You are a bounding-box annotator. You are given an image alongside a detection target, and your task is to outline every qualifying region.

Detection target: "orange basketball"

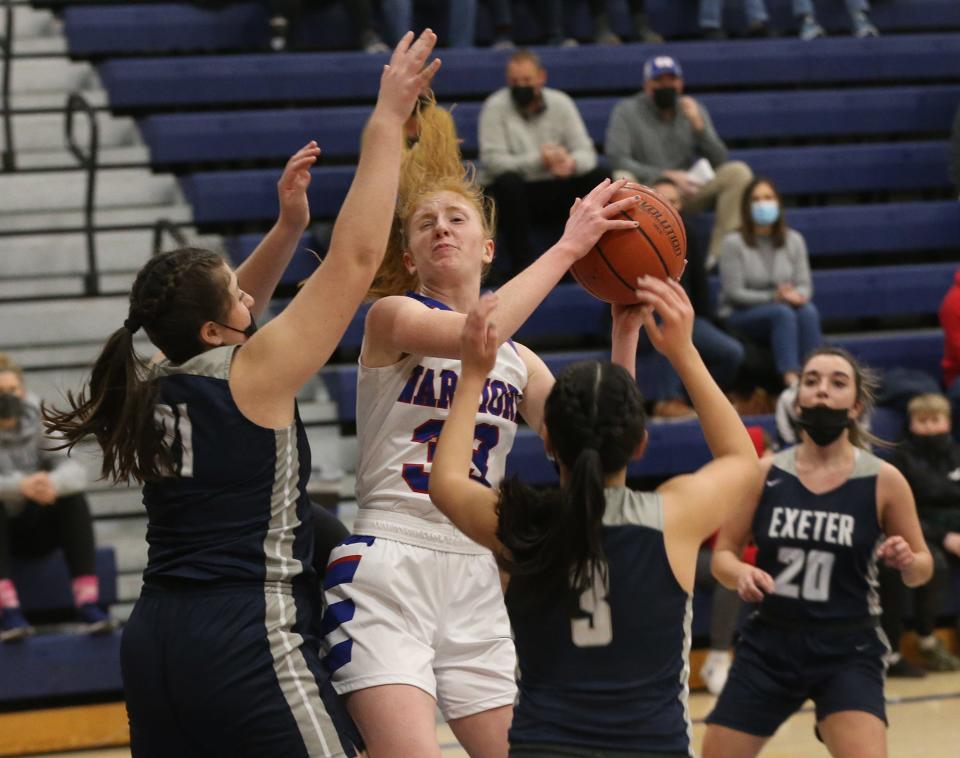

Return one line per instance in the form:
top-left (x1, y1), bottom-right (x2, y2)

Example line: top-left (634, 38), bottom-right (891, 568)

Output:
top-left (570, 182), bottom-right (687, 305)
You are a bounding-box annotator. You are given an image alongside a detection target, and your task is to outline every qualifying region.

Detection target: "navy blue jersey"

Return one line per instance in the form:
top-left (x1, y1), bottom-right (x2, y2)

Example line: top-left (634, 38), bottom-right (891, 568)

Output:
top-left (753, 447), bottom-right (884, 626)
top-left (506, 487), bottom-right (692, 755)
top-left (141, 346), bottom-right (315, 586)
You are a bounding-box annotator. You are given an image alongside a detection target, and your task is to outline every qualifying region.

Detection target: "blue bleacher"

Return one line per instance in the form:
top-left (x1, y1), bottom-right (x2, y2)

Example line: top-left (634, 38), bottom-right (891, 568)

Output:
top-left (182, 144), bottom-right (955, 224)
top-left (140, 85), bottom-right (960, 165)
top-left (63, 0), bottom-right (960, 56)
top-left (0, 547), bottom-right (122, 704)
top-left (99, 35), bottom-right (960, 109)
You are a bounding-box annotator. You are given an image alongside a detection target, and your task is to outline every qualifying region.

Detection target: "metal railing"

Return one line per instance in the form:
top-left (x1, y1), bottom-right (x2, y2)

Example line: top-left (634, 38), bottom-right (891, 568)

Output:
top-left (65, 91), bottom-right (100, 296)
top-left (152, 218), bottom-right (188, 256)
top-left (1, 0), bottom-right (15, 172)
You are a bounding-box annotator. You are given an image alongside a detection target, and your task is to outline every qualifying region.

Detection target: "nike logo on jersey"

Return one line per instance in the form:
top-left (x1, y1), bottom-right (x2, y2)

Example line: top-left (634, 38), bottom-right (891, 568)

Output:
top-left (766, 479), bottom-right (783, 488)
top-left (948, 468), bottom-right (960, 482)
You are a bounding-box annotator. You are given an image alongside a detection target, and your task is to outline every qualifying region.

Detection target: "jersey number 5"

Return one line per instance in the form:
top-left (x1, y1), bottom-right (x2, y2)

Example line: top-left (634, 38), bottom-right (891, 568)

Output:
top-left (402, 419), bottom-right (500, 494)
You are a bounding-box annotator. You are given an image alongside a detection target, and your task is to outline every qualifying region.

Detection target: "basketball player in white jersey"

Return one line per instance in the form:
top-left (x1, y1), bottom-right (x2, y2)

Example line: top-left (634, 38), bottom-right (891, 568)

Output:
top-left (321, 104), bottom-right (643, 757)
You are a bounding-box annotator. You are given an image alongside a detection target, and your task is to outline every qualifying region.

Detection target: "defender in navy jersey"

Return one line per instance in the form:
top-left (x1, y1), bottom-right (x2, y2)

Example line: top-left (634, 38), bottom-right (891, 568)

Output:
top-left (704, 347), bottom-right (933, 758)
top-left (429, 281), bottom-right (761, 757)
top-left (44, 32), bottom-right (441, 758)
top-left (322, 95), bottom-right (645, 757)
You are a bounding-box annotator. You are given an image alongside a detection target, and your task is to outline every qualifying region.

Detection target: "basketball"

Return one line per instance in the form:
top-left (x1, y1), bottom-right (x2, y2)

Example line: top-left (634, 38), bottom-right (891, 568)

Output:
top-left (570, 183), bottom-right (687, 305)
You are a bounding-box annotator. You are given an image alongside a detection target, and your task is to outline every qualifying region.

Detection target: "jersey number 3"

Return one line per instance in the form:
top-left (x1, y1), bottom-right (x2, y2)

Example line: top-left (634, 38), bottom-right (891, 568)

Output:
top-left (402, 419), bottom-right (500, 493)
top-left (571, 568), bottom-right (613, 647)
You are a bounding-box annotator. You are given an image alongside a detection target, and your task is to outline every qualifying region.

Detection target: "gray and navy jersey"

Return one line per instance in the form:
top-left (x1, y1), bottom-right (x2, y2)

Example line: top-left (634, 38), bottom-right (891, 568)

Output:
top-left (506, 487), bottom-right (693, 756)
top-left (141, 345), bottom-right (315, 586)
top-left (753, 447), bottom-right (884, 626)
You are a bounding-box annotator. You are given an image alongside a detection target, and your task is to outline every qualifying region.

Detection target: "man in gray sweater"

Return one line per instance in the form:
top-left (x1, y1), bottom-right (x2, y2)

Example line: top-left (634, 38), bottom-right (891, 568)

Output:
top-left (479, 49), bottom-right (608, 273)
top-left (0, 355), bottom-right (112, 640)
top-left (604, 55), bottom-right (752, 266)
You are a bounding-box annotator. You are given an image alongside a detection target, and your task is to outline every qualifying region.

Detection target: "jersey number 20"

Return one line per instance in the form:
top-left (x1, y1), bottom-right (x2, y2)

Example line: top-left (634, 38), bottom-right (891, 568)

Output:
top-left (402, 419), bottom-right (500, 493)
top-left (773, 546), bottom-right (835, 602)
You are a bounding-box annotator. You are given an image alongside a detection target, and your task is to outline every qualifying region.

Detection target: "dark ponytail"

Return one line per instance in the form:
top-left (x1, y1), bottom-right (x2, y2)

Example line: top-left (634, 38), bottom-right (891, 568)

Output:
top-left (44, 247), bottom-right (232, 483)
top-left (497, 361), bottom-right (645, 598)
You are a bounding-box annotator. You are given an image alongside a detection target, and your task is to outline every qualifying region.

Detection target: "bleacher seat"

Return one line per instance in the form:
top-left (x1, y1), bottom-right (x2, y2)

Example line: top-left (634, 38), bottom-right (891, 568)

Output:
top-left (99, 35), bottom-right (960, 109)
top-left (63, 0), bottom-right (960, 56)
top-left (12, 546), bottom-right (118, 614)
top-left (139, 85), bottom-right (960, 166)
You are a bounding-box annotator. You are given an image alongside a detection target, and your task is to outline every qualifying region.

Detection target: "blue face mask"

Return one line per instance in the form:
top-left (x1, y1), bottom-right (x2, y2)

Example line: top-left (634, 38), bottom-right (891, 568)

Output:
top-left (751, 200), bottom-right (780, 226)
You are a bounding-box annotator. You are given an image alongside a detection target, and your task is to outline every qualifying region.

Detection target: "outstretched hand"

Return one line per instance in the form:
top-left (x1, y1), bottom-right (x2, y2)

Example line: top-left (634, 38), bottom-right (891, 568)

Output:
top-left (876, 535), bottom-right (916, 572)
top-left (277, 141), bottom-right (321, 232)
top-left (460, 293), bottom-right (499, 381)
top-left (376, 29), bottom-right (442, 123)
top-left (632, 276), bottom-right (695, 364)
top-left (558, 179), bottom-right (643, 262)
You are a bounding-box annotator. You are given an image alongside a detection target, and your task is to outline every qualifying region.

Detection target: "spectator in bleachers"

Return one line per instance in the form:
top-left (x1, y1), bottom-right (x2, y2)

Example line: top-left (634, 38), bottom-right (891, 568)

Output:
top-left (589, 0), bottom-right (663, 44)
top-left (644, 177), bottom-right (744, 419)
top-left (486, 0), bottom-right (574, 48)
top-left (717, 176), bottom-right (821, 389)
top-left (940, 269), bottom-right (960, 440)
top-left (0, 355), bottom-right (113, 642)
top-left (950, 104), bottom-right (960, 198)
top-left (698, 0), bottom-right (777, 40)
top-left (794, 0), bottom-right (878, 40)
top-left (267, 0), bottom-right (389, 51)
top-left (479, 49), bottom-right (607, 273)
top-left (605, 54), bottom-right (753, 267)
top-left (885, 393), bottom-right (960, 672)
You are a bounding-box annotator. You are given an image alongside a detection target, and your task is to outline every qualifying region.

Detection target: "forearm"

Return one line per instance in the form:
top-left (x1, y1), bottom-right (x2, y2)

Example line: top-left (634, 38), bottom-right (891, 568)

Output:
top-left (236, 218), bottom-right (307, 319)
top-left (610, 323), bottom-right (639, 379)
top-left (325, 113), bottom-right (404, 272)
top-left (712, 548), bottom-right (749, 591)
top-left (431, 372), bottom-right (485, 506)
top-left (47, 459), bottom-right (87, 496)
top-left (492, 242), bottom-right (581, 338)
top-left (671, 346), bottom-right (755, 460)
top-left (902, 550), bottom-right (934, 588)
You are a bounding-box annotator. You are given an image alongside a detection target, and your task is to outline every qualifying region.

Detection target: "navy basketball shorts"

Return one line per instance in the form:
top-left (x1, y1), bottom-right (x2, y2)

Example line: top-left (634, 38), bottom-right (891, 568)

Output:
top-left (121, 580), bottom-right (359, 758)
top-left (706, 616), bottom-right (889, 737)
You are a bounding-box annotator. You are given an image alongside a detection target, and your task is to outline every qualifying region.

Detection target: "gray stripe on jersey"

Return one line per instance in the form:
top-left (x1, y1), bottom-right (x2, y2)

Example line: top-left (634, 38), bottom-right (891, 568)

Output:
top-left (602, 487), bottom-right (663, 531)
top-left (680, 594), bottom-right (694, 757)
top-left (866, 534), bottom-right (884, 617)
top-left (263, 426), bottom-right (344, 757)
top-left (148, 344), bottom-right (237, 381)
top-left (773, 446), bottom-right (882, 480)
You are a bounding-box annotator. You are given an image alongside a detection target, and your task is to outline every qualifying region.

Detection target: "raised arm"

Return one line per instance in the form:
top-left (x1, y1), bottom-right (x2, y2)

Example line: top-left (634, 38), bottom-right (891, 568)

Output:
top-left (429, 294), bottom-right (504, 553)
top-left (235, 142), bottom-right (322, 320)
top-left (364, 179), bottom-right (643, 361)
top-left (233, 30), bottom-right (441, 418)
top-left (636, 277), bottom-right (762, 588)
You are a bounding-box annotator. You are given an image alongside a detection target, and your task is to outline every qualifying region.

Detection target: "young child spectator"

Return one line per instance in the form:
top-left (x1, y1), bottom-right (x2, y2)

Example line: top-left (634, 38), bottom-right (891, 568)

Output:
top-left (717, 176), bottom-right (821, 388)
top-left (0, 355), bottom-right (113, 641)
top-left (479, 49), bottom-right (608, 273)
top-left (604, 55), bottom-right (753, 266)
top-left (886, 393), bottom-right (960, 671)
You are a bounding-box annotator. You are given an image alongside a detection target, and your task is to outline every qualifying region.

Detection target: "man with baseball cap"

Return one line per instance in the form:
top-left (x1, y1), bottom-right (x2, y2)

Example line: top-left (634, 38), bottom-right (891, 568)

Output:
top-left (604, 54), bottom-right (753, 267)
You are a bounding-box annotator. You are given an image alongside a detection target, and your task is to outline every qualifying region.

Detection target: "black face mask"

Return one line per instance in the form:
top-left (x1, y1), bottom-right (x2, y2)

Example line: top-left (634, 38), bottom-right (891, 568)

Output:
top-left (215, 314), bottom-right (258, 339)
top-left (909, 432), bottom-right (953, 455)
top-left (510, 85), bottom-right (536, 109)
top-left (0, 392), bottom-right (22, 422)
top-left (652, 86), bottom-right (678, 111)
top-left (797, 405), bottom-right (851, 447)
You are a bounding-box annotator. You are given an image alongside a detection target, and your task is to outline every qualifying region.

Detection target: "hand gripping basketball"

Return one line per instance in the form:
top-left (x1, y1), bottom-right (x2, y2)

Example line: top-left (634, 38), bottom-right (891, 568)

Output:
top-left (571, 182), bottom-right (687, 305)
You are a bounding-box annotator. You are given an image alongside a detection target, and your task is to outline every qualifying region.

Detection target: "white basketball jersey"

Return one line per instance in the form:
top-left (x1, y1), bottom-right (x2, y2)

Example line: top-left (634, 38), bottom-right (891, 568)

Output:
top-left (354, 293), bottom-right (528, 553)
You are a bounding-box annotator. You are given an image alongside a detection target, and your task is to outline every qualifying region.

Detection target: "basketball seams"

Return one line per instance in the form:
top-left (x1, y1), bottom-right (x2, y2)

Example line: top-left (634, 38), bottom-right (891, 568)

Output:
top-left (617, 209), bottom-right (671, 279)
top-left (591, 241), bottom-right (641, 295)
